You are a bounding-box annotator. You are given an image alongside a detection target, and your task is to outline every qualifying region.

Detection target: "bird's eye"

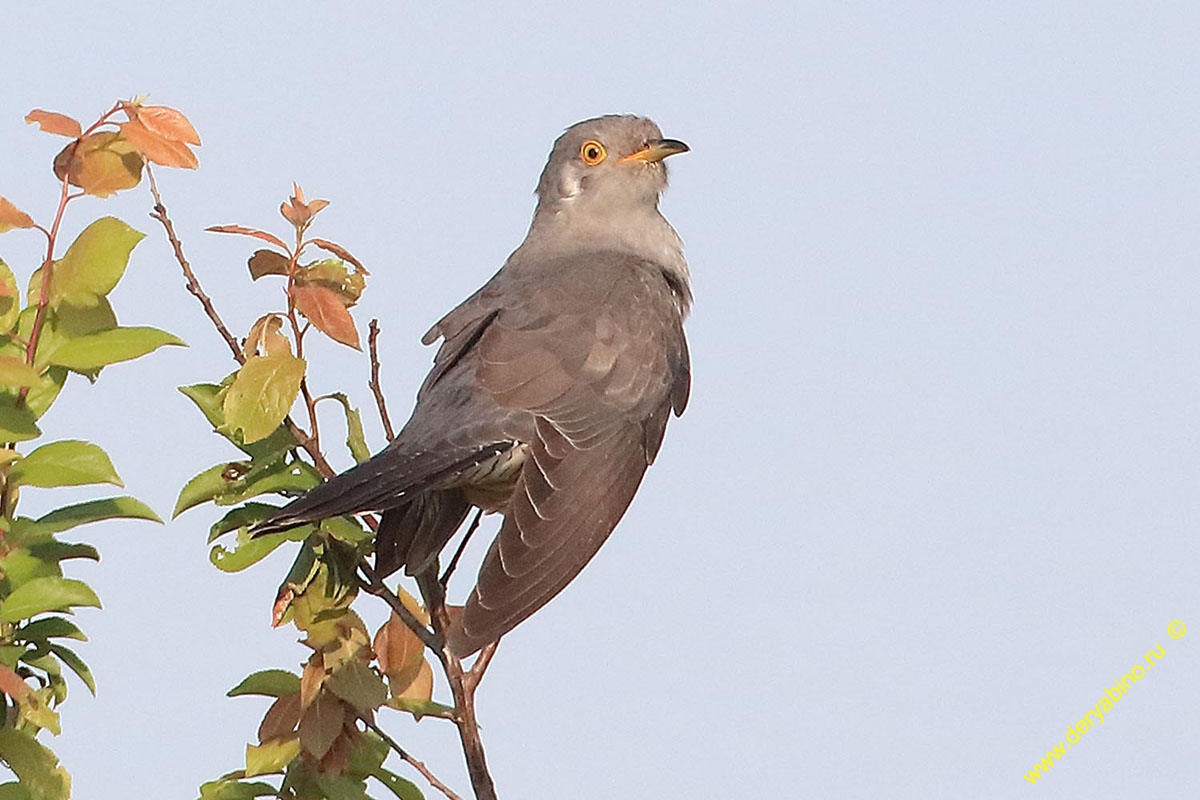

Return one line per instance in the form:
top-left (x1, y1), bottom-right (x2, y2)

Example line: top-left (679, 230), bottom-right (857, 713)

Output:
top-left (580, 140), bottom-right (607, 166)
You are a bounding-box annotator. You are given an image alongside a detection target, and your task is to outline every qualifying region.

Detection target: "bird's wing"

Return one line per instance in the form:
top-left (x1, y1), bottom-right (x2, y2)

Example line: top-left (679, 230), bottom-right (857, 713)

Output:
top-left (449, 251), bottom-right (690, 655)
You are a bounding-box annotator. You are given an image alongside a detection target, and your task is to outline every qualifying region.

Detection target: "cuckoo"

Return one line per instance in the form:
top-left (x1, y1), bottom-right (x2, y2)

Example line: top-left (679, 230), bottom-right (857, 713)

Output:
top-left (253, 115), bottom-right (692, 655)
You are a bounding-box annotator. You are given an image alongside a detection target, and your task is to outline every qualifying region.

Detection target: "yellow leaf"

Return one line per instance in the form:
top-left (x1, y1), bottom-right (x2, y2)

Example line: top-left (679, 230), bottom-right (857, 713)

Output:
top-left (222, 353), bottom-right (305, 444)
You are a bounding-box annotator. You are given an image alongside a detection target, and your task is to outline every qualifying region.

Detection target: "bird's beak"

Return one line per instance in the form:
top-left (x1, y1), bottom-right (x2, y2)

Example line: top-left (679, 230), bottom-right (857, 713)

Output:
top-left (619, 138), bottom-right (690, 164)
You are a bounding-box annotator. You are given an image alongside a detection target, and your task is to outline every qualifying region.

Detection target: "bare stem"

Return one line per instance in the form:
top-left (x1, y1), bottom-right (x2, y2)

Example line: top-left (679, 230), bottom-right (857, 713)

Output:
top-left (368, 319), bottom-right (396, 441)
top-left (362, 717), bottom-right (467, 800)
top-left (441, 508), bottom-right (483, 586)
top-left (358, 559), bottom-right (439, 651)
top-left (416, 571), bottom-right (497, 800)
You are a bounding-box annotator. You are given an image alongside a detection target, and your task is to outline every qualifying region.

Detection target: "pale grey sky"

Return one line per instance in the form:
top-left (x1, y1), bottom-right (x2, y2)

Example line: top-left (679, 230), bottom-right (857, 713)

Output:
top-left (2, 2), bottom-right (1198, 798)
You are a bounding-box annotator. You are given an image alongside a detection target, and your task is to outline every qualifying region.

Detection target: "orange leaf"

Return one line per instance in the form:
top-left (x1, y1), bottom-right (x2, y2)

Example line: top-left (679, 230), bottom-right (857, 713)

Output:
top-left (373, 609), bottom-right (426, 692)
top-left (308, 238), bottom-right (369, 274)
top-left (53, 132), bottom-right (143, 197)
top-left (0, 196), bottom-right (35, 233)
top-left (292, 285), bottom-right (360, 349)
top-left (120, 119), bottom-right (198, 169)
top-left (394, 659), bottom-right (433, 702)
top-left (0, 663), bottom-right (32, 703)
top-left (206, 225), bottom-right (290, 252)
top-left (25, 109), bottom-right (82, 138)
top-left (133, 105), bottom-right (201, 145)
top-left (299, 655), bottom-right (325, 710)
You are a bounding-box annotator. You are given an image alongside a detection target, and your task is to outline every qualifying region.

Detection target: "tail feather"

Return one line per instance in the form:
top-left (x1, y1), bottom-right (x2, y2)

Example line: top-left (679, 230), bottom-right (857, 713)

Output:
top-left (250, 442), bottom-right (511, 537)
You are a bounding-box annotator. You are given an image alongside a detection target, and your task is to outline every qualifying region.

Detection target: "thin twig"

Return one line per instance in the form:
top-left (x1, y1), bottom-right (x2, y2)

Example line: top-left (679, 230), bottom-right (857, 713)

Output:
top-left (361, 717), bottom-right (466, 800)
top-left (147, 170), bottom-right (337, 479)
top-left (358, 559), bottom-right (439, 651)
top-left (147, 167), bottom-right (243, 363)
top-left (368, 319), bottom-right (396, 441)
top-left (441, 508), bottom-right (483, 586)
top-left (416, 570), bottom-right (497, 800)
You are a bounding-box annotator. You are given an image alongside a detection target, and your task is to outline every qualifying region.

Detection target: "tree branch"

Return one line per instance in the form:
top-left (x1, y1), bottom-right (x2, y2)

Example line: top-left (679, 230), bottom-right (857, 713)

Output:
top-left (361, 717), bottom-right (466, 800)
top-left (147, 169), bottom-right (336, 479)
top-left (357, 559), bottom-right (439, 651)
top-left (416, 570), bottom-right (497, 800)
top-left (368, 319), bottom-right (396, 441)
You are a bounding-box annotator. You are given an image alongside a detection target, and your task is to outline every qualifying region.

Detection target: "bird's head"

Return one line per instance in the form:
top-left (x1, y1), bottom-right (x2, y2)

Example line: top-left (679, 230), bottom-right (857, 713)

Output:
top-left (535, 115), bottom-right (689, 213)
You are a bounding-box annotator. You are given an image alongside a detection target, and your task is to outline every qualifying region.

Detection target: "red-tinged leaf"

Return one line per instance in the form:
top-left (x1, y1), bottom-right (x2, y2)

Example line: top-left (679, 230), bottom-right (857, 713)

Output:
top-left (280, 201), bottom-right (306, 227)
top-left (299, 692), bottom-right (345, 760)
top-left (308, 238), bottom-right (368, 274)
top-left (132, 105), bottom-right (201, 145)
top-left (291, 285), bottom-right (360, 350)
top-left (207, 225), bottom-right (290, 253)
top-left (25, 110), bottom-right (82, 138)
top-left (119, 119), bottom-right (198, 169)
top-left (259, 694), bottom-right (303, 742)
top-left (53, 132), bottom-right (144, 197)
top-left (0, 197), bottom-right (35, 233)
top-left (248, 249), bottom-right (290, 280)
top-left (299, 656), bottom-right (324, 709)
top-left (307, 199), bottom-right (329, 215)
top-left (0, 662), bottom-right (32, 703)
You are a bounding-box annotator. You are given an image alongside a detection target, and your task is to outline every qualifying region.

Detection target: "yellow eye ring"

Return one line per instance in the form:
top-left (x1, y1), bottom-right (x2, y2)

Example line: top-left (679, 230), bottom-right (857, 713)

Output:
top-left (580, 140), bottom-right (607, 166)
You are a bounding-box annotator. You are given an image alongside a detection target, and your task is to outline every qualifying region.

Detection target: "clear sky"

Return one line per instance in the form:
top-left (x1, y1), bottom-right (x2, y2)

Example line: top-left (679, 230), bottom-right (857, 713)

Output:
top-left (2, 2), bottom-right (1199, 798)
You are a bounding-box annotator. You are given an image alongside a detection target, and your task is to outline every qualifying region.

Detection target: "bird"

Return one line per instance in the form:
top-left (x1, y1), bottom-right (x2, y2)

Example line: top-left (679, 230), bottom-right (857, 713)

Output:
top-left (252, 115), bottom-right (692, 656)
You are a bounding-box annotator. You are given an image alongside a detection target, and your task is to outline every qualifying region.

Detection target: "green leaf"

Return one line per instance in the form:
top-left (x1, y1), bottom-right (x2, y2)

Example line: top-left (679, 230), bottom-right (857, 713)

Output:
top-left (0, 781), bottom-right (34, 800)
top-left (244, 737), bottom-right (300, 778)
top-left (0, 397), bottom-right (41, 441)
top-left (27, 541), bottom-right (100, 563)
top-left (17, 688), bottom-right (60, 735)
top-left (51, 216), bottom-right (145, 308)
top-left (208, 502), bottom-right (281, 543)
top-left (9, 440), bottom-right (122, 488)
top-left (215, 459), bottom-right (322, 507)
top-left (327, 393), bottom-right (370, 464)
top-left (174, 463), bottom-right (234, 517)
top-left (34, 496), bottom-right (162, 534)
top-left (179, 382), bottom-right (300, 459)
top-left (209, 528), bottom-right (308, 573)
top-left (228, 669), bottom-right (301, 698)
top-left (18, 617), bottom-right (86, 643)
top-left (0, 260), bottom-right (18, 334)
top-left (370, 767), bottom-right (424, 800)
top-left (46, 326), bottom-right (184, 369)
top-left (197, 778), bottom-right (279, 800)
top-left (325, 660), bottom-right (387, 713)
top-left (47, 643), bottom-right (95, 695)
top-left (0, 577), bottom-right (102, 622)
top-left (386, 697), bottom-right (457, 721)
top-left (0, 729), bottom-right (70, 800)
top-left (223, 354), bottom-right (306, 444)
top-left (23, 368), bottom-right (66, 420)
top-left (313, 775), bottom-right (368, 800)
top-left (0, 358), bottom-right (42, 390)
top-left (298, 692), bottom-right (345, 760)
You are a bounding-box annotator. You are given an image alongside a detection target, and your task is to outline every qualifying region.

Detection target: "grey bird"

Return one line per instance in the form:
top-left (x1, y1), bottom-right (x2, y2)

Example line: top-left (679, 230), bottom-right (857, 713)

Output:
top-left (253, 115), bottom-right (691, 656)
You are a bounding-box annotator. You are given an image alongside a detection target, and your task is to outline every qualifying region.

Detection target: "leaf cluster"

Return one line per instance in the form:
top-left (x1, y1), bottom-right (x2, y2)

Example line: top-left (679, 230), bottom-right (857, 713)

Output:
top-left (0, 99), bottom-right (197, 797)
